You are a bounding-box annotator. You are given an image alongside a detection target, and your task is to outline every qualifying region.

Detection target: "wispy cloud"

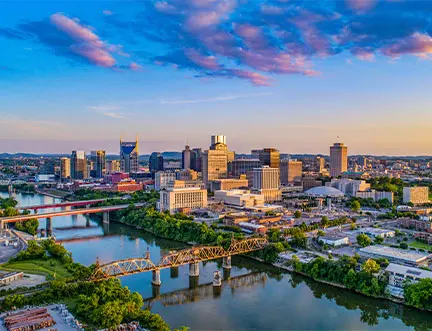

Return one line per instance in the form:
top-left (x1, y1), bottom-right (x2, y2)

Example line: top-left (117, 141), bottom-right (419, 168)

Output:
top-left (102, 112), bottom-right (124, 119)
top-left (160, 92), bottom-right (272, 105)
top-left (88, 105), bottom-right (125, 119)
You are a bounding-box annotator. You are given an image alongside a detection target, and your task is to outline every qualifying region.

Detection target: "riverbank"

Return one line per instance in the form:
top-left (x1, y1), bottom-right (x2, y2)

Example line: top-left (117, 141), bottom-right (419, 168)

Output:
top-left (111, 215), bottom-right (426, 314)
top-left (35, 188), bottom-right (70, 199)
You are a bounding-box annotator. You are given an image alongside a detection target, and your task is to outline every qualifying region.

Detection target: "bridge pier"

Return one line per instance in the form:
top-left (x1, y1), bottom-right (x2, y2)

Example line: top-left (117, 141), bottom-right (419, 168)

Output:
top-left (0, 221), bottom-right (4, 230)
top-left (85, 214), bottom-right (90, 227)
top-left (213, 271), bottom-right (222, 287)
top-left (170, 267), bottom-right (179, 279)
top-left (103, 211), bottom-right (110, 224)
top-left (152, 269), bottom-right (161, 286)
top-left (46, 217), bottom-right (52, 236)
top-left (223, 256), bottom-right (232, 269)
top-left (189, 262), bottom-right (199, 277)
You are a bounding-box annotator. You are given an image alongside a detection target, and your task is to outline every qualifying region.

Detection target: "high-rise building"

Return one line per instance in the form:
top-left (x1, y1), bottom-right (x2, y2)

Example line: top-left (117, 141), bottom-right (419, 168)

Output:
top-left (210, 135), bottom-right (234, 162)
top-left (120, 137), bottom-right (139, 174)
top-left (191, 148), bottom-right (202, 172)
top-left (155, 171), bottom-right (177, 191)
top-left (316, 156), bottom-right (326, 173)
top-left (228, 159), bottom-right (261, 177)
top-left (280, 159), bottom-right (303, 185)
top-left (94, 150), bottom-right (106, 178)
top-left (60, 157), bottom-right (70, 180)
top-left (182, 145), bottom-right (191, 170)
top-left (71, 150), bottom-right (87, 180)
top-left (252, 166), bottom-right (281, 202)
top-left (106, 160), bottom-right (121, 174)
top-left (252, 148), bottom-right (280, 169)
top-left (202, 149), bottom-right (228, 186)
top-left (330, 142), bottom-right (348, 178)
top-left (149, 152), bottom-right (164, 176)
top-left (403, 187), bottom-right (429, 204)
top-left (210, 135), bottom-right (226, 147)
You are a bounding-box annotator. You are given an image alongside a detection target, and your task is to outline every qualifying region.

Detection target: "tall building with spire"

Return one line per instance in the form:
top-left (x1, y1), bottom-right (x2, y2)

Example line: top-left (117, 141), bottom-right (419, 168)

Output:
top-left (120, 136), bottom-right (139, 174)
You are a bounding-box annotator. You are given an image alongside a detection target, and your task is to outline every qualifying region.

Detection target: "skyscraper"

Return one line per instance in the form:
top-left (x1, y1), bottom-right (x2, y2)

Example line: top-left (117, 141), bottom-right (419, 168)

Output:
top-left (330, 142), bottom-right (348, 178)
top-left (149, 152), bottom-right (164, 176)
top-left (210, 134), bottom-right (234, 162)
top-left (252, 166), bottom-right (281, 202)
top-left (202, 149), bottom-right (228, 186)
top-left (94, 150), bottom-right (106, 178)
top-left (191, 148), bottom-right (202, 172)
top-left (316, 156), bottom-right (326, 173)
top-left (60, 157), bottom-right (70, 181)
top-left (106, 160), bottom-right (121, 174)
top-left (280, 159), bottom-right (303, 185)
top-left (71, 150), bottom-right (87, 180)
top-left (120, 137), bottom-right (139, 174)
top-left (182, 145), bottom-right (191, 169)
top-left (252, 148), bottom-right (280, 169)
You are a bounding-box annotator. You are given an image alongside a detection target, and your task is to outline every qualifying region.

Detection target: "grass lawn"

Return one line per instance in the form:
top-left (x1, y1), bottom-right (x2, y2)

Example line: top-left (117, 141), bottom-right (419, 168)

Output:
top-left (409, 240), bottom-right (432, 251)
top-left (0, 258), bottom-right (72, 279)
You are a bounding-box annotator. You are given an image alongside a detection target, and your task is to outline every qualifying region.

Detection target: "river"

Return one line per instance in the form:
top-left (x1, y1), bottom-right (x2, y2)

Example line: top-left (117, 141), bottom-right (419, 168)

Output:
top-left (3, 192), bottom-right (432, 330)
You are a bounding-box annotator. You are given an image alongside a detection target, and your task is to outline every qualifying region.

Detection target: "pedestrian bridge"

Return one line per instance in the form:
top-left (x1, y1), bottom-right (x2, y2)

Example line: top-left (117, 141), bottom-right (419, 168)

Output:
top-left (90, 237), bottom-right (268, 283)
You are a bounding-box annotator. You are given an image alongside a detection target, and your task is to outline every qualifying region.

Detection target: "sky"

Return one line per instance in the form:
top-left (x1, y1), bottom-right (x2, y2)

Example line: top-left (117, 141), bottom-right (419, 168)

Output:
top-left (1, 0), bottom-right (432, 155)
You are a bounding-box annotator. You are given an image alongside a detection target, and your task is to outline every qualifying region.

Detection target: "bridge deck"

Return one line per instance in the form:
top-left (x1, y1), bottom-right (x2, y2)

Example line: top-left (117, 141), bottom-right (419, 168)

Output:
top-left (0, 203), bottom-right (144, 223)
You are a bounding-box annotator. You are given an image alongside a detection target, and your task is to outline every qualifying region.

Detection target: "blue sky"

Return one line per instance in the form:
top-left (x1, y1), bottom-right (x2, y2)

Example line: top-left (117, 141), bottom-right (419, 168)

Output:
top-left (1, 0), bottom-right (432, 155)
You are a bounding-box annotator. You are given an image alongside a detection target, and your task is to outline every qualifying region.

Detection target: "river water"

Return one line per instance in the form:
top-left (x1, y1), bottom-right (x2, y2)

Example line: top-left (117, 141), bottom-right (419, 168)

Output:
top-left (3, 192), bottom-right (432, 330)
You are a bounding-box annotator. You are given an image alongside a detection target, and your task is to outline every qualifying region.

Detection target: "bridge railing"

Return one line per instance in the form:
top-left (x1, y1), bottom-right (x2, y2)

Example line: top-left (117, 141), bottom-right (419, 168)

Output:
top-left (90, 237), bottom-right (268, 281)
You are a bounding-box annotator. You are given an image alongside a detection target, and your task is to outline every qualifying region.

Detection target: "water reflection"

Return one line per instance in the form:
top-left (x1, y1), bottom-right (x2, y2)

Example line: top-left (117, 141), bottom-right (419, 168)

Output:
top-left (4, 192), bottom-right (432, 330)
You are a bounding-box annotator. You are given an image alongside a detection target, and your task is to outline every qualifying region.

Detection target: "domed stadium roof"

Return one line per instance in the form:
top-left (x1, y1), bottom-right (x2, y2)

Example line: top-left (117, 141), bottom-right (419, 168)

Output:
top-left (305, 186), bottom-right (344, 197)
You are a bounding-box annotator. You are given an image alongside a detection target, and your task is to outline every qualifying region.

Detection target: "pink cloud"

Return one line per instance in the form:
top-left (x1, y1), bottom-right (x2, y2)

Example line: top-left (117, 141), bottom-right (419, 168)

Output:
top-left (185, 0), bottom-right (236, 31)
top-left (345, 0), bottom-right (376, 12)
top-left (381, 33), bottom-right (432, 57)
top-left (185, 48), bottom-right (221, 70)
top-left (50, 13), bottom-right (117, 67)
top-left (50, 14), bottom-right (100, 44)
top-left (232, 69), bottom-right (271, 86)
top-left (129, 62), bottom-right (143, 71)
top-left (351, 48), bottom-right (375, 61)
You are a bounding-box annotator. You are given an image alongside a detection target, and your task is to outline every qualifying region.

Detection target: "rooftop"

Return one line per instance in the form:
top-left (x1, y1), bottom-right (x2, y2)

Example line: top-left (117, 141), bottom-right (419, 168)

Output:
top-left (305, 186), bottom-right (344, 197)
top-left (386, 263), bottom-right (432, 279)
top-left (359, 245), bottom-right (431, 263)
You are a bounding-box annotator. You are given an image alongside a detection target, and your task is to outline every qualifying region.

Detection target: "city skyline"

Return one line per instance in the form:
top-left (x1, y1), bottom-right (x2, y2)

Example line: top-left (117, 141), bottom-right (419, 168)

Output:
top-left (2, 1), bottom-right (432, 155)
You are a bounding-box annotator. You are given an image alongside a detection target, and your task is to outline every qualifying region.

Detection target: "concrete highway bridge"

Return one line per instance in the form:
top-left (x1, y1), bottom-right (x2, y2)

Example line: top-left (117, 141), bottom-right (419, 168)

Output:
top-left (0, 203), bottom-right (144, 232)
top-left (90, 237), bottom-right (268, 286)
top-left (17, 198), bottom-right (112, 211)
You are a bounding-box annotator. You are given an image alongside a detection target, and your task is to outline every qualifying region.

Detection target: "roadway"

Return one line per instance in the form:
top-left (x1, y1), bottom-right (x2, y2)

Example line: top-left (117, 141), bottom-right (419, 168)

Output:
top-left (16, 198), bottom-right (122, 211)
top-left (0, 203), bottom-right (145, 224)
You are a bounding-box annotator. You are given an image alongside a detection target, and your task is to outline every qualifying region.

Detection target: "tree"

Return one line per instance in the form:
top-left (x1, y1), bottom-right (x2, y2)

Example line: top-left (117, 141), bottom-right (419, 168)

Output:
top-left (344, 269), bottom-right (358, 289)
top-left (294, 210), bottom-right (302, 218)
top-left (405, 278), bottom-right (432, 309)
top-left (320, 216), bottom-right (330, 228)
top-left (361, 259), bottom-right (380, 274)
top-left (317, 230), bottom-right (325, 237)
top-left (356, 234), bottom-right (372, 247)
top-left (351, 200), bottom-right (361, 213)
top-left (374, 236), bottom-right (384, 244)
top-left (399, 242), bottom-right (408, 249)
top-left (291, 231), bottom-right (307, 248)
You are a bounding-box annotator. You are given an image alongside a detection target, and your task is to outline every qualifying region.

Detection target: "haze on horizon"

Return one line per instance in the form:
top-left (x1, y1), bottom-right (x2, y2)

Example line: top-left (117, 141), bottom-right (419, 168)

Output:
top-left (1, 0), bottom-right (432, 156)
